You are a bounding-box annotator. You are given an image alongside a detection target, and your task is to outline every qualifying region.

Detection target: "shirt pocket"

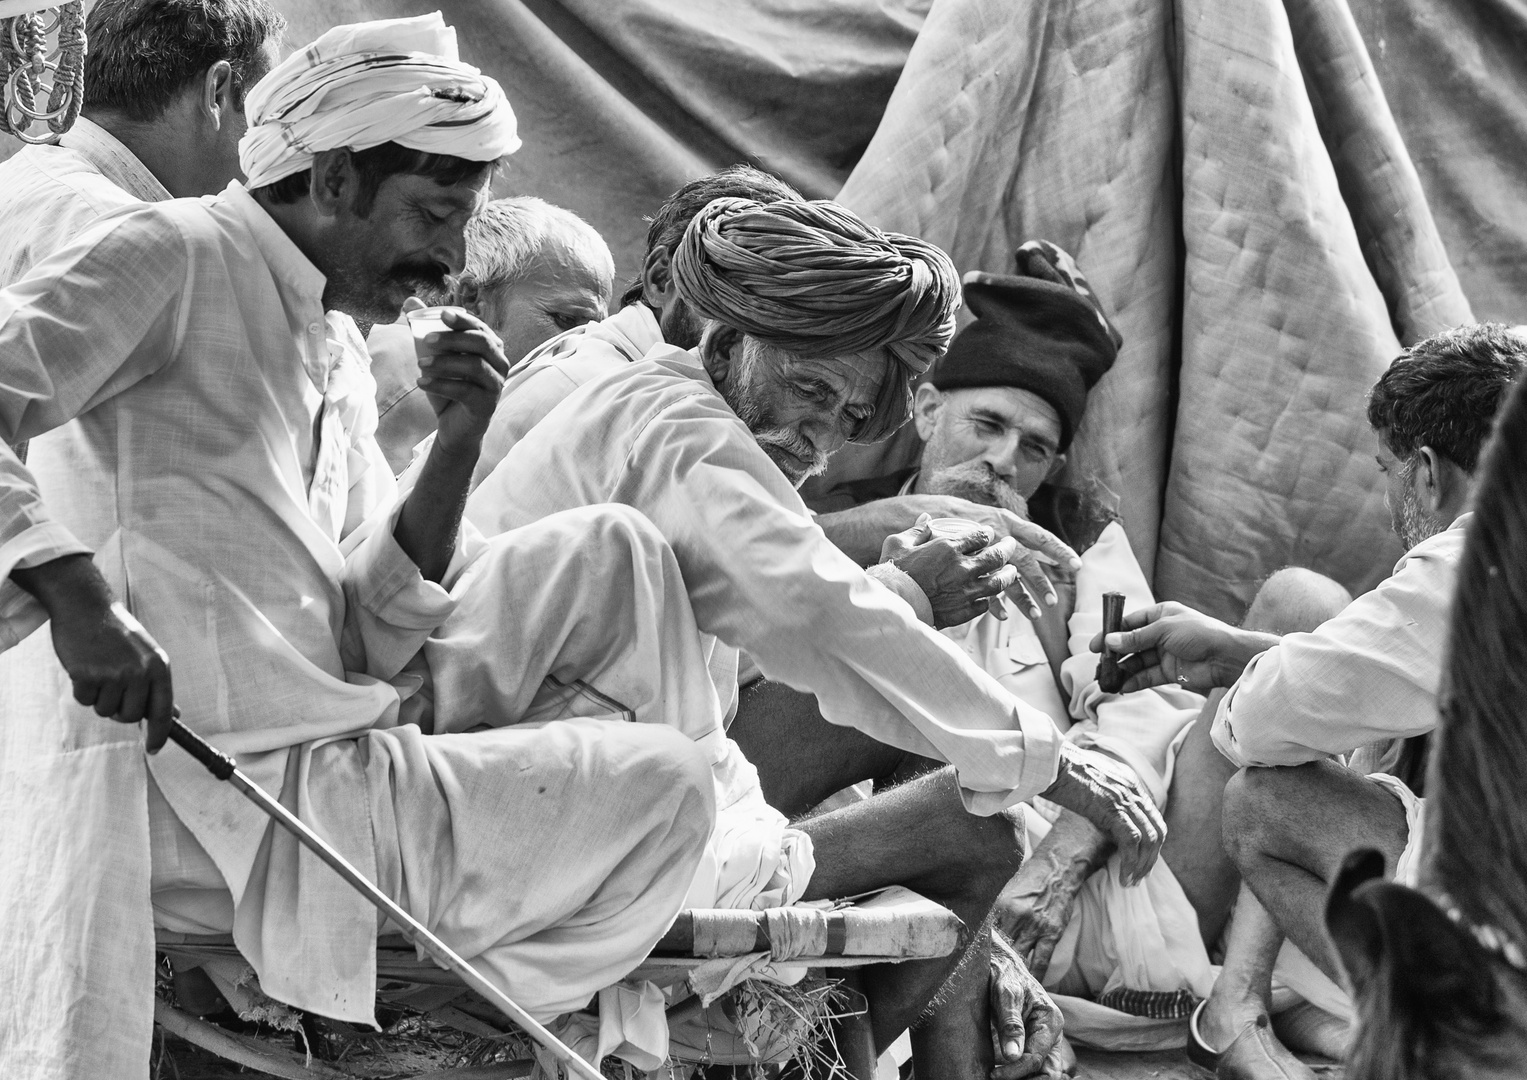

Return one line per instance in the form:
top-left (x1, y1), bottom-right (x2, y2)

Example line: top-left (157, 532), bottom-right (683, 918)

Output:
top-left (1004, 626), bottom-right (1051, 670)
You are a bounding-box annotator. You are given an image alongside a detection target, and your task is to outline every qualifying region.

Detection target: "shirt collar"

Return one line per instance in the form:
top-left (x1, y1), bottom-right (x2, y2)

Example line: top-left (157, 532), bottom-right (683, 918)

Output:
top-left (57, 117), bottom-right (172, 202)
top-left (217, 180), bottom-right (327, 302)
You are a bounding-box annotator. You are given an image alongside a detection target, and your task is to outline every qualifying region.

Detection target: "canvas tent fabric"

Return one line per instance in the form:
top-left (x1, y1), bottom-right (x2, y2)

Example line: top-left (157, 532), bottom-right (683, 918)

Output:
top-left (216, 0), bottom-right (1496, 615)
top-left (0, 0), bottom-right (1515, 606)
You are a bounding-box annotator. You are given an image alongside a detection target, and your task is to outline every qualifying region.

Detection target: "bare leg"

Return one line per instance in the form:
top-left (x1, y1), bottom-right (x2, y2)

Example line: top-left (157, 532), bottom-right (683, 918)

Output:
top-left (1223, 762), bottom-right (1409, 981)
top-left (799, 769), bottom-right (1024, 1079)
top-left (730, 679), bottom-right (909, 817)
top-left (1190, 567), bottom-right (1354, 1057)
top-left (1161, 688), bottom-right (1240, 946)
top-left (1197, 884), bottom-right (1285, 1050)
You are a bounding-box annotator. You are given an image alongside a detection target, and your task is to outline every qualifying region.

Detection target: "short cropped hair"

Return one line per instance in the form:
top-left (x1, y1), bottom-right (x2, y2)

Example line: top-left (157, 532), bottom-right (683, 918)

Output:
top-left (449, 197), bottom-right (613, 302)
top-left (253, 142), bottom-right (495, 216)
top-left (619, 164), bottom-right (801, 308)
top-left (1366, 324), bottom-right (1527, 473)
top-left (83, 0), bottom-right (286, 122)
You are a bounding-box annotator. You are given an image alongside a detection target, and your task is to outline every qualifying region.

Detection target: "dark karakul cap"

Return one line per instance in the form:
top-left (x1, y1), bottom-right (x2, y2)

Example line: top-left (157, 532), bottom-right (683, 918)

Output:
top-left (928, 267), bottom-right (1118, 450)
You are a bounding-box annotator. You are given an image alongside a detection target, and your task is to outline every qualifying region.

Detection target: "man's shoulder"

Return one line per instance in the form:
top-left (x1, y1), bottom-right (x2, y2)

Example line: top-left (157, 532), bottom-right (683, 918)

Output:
top-left (0, 143), bottom-right (136, 212)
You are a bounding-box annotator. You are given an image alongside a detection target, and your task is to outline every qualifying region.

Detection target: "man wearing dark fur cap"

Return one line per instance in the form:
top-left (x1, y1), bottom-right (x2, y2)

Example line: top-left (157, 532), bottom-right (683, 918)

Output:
top-left (795, 242), bottom-right (1232, 1050)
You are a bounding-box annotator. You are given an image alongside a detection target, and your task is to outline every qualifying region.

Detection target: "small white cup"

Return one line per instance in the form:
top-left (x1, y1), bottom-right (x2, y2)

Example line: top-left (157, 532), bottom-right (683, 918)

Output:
top-left (405, 306), bottom-right (454, 358)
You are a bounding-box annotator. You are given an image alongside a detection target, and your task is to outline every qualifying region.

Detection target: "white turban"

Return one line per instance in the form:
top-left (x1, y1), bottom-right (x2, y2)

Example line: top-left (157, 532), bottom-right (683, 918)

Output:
top-left (240, 11), bottom-right (520, 190)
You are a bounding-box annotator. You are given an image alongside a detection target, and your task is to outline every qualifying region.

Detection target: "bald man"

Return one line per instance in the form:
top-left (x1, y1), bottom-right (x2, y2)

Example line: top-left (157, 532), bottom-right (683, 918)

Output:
top-left (369, 196), bottom-right (614, 472)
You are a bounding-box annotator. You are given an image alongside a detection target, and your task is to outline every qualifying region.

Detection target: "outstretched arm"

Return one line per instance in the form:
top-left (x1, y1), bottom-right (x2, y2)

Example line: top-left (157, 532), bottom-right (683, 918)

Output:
top-left (1089, 601), bottom-right (1280, 694)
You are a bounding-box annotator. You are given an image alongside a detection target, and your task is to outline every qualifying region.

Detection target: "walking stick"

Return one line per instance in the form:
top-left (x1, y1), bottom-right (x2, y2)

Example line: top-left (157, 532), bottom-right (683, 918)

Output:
top-left (165, 718), bottom-right (604, 1080)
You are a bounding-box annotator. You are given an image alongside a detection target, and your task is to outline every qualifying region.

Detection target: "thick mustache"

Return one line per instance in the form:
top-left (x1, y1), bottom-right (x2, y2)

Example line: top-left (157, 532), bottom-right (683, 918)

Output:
top-left (386, 261), bottom-right (450, 291)
top-left (925, 461), bottom-right (1025, 513)
top-left (755, 429), bottom-right (826, 475)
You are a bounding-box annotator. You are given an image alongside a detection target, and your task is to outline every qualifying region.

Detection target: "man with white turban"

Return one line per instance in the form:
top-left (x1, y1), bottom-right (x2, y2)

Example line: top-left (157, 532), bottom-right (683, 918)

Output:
top-left (0, 14), bottom-right (718, 1080)
top-left (466, 196), bottom-right (1169, 1078)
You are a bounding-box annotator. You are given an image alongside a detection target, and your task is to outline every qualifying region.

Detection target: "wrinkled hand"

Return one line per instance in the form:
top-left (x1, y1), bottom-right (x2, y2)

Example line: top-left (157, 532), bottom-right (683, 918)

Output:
top-left (995, 857), bottom-right (1086, 982)
top-left (1087, 601), bottom-right (1272, 693)
top-left (14, 554), bottom-right (174, 751)
top-left (887, 496), bottom-right (1082, 613)
top-left (990, 931), bottom-right (1066, 1078)
top-left (415, 306), bottom-right (509, 456)
top-left (1041, 743), bottom-right (1164, 886)
top-left (880, 515), bottom-right (1023, 627)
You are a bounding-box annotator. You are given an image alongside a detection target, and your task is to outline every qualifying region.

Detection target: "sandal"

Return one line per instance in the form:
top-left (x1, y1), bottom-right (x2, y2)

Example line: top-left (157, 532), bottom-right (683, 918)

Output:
top-left (1186, 1000), bottom-right (1318, 1079)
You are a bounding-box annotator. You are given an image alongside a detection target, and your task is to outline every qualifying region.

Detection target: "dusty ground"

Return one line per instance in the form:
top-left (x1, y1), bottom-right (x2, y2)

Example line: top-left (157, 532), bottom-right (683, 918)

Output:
top-left (150, 1022), bottom-right (1343, 1080)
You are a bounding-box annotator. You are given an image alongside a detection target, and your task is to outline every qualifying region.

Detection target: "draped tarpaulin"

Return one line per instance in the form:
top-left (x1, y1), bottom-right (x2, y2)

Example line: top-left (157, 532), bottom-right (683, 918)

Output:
top-left (0, 0), bottom-right (1515, 614)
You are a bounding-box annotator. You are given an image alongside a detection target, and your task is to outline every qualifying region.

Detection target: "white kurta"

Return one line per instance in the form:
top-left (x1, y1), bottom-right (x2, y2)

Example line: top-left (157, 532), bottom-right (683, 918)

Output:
top-left (0, 118), bottom-right (173, 1080)
top-left (470, 303), bottom-right (663, 488)
top-left (1212, 517), bottom-right (1464, 767)
top-left (467, 345), bottom-right (1066, 813)
top-left (0, 184), bottom-right (714, 1078)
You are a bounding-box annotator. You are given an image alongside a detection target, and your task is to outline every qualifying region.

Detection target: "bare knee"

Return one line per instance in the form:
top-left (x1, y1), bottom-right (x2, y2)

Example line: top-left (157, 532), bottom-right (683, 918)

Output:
top-left (1221, 765), bottom-right (1298, 870)
top-left (1243, 567), bottom-right (1352, 635)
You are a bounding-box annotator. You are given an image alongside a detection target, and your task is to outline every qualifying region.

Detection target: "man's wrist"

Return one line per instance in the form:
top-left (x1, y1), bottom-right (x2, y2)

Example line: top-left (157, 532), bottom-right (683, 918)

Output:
top-left (1215, 627), bottom-right (1281, 686)
top-left (9, 552), bottom-right (111, 621)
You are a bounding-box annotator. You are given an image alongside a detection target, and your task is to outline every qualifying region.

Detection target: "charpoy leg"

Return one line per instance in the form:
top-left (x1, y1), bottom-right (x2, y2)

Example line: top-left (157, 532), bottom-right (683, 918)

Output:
top-left (426, 504), bottom-right (723, 743)
top-left (798, 768), bottom-right (1024, 1078)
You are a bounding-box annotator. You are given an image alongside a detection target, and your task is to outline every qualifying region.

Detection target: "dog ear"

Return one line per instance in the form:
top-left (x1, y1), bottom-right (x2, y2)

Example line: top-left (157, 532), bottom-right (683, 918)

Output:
top-left (1327, 848), bottom-right (1505, 1074)
top-left (1325, 849), bottom-right (1389, 996)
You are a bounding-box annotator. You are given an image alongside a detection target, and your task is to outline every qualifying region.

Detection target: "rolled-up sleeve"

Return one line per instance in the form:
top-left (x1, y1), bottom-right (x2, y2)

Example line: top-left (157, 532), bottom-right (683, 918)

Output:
top-left (1211, 528), bottom-right (1461, 767)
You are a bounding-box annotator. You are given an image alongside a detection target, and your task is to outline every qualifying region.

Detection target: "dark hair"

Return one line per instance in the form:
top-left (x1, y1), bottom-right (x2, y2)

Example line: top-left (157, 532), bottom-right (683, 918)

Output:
top-left (1366, 323), bottom-right (1526, 472)
top-left (83, 0), bottom-right (286, 122)
top-left (618, 164), bottom-right (801, 308)
top-left (253, 142), bottom-right (495, 216)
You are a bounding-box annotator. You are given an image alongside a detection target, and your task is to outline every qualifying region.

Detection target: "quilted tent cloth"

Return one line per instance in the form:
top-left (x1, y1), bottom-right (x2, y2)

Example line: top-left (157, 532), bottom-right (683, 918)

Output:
top-left (259, 0), bottom-right (1486, 615)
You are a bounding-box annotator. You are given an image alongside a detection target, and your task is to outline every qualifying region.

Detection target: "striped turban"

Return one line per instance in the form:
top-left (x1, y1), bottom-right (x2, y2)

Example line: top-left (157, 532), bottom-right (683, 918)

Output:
top-left (670, 197), bottom-right (961, 443)
top-left (240, 12), bottom-right (520, 190)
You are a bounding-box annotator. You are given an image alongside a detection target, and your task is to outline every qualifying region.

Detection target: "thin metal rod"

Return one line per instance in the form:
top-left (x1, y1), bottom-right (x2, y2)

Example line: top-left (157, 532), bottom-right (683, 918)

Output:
top-left (166, 718), bottom-right (603, 1080)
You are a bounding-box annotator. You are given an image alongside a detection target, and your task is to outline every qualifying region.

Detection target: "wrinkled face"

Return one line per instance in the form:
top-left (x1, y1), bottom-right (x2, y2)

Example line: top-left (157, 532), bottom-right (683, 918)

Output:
top-left (319, 168), bottom-right (492, 329)
top-left (1376, 438), bottom-right (1444, 549)
top-left (476, 236), bottom-right (613, 364)
top-left (716, 335), bottom-right (884, 487)
top-left (916, 385), bottom-right (1064, 506)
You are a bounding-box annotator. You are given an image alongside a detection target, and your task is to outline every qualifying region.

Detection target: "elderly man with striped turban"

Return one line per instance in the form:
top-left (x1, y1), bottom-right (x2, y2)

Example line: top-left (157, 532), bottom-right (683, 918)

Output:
top-left (0, 14), bottom-right (726, 1079)
top-left (466, 197), bottom-right (1168, 1077)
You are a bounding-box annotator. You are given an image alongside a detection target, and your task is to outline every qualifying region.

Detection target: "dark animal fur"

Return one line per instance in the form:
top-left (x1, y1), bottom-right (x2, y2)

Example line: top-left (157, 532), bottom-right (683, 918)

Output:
top-left (1326, 369), bottom-right (1527, 1079)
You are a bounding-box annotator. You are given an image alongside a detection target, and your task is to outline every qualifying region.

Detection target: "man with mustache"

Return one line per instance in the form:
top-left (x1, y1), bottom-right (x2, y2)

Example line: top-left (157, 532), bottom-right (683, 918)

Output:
top-left (0, 15), bottom-right (719, 1078)
top-left (801, 245), bottom-right (1243, 1055)
top-left (1101, 324), bottom-right (1525, 1079)
top-left (467, 201), bottom-right (1167, 1078)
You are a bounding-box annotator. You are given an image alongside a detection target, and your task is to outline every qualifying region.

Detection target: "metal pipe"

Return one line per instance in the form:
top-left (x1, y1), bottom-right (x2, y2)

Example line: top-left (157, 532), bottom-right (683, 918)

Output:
top-left (166, 718), bottom-right (603, 1080)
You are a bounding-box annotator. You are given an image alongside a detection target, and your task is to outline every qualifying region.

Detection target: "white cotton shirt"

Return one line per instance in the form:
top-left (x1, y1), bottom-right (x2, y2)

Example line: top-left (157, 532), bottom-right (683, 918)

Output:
top-left (0, 116), bottom-right (171, 284)
top-left (466, 345), bottom-right (1066, 813)
top-left (468, 301), bottom-right (664, 487)
top-left (1211, 517), bottom-right (1466, 768)
top-left (0, 181), bottom-right (444, 1035)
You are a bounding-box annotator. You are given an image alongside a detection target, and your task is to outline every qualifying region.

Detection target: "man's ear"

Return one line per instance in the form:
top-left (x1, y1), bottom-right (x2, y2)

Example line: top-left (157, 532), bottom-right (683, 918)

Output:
top-left (1045, 452), bottom-right (1069, 483)
top-left (912, 383), bottom-right (943, 442)
top-left (308, 149), bottom-right (357, 218)
top-left (641, 246), bottom-right (676, 309)
top-left (699, 323), bottom-right (741, 385)
top-left (200, 60), bottom-right (236, 129)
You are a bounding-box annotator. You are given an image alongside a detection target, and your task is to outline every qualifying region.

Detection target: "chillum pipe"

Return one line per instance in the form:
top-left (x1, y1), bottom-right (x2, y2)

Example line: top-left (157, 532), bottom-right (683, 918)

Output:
top-left (1096, 591), bottom-right (1127, 693)
top-left (165, 718), bottom-right (603, 1080)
